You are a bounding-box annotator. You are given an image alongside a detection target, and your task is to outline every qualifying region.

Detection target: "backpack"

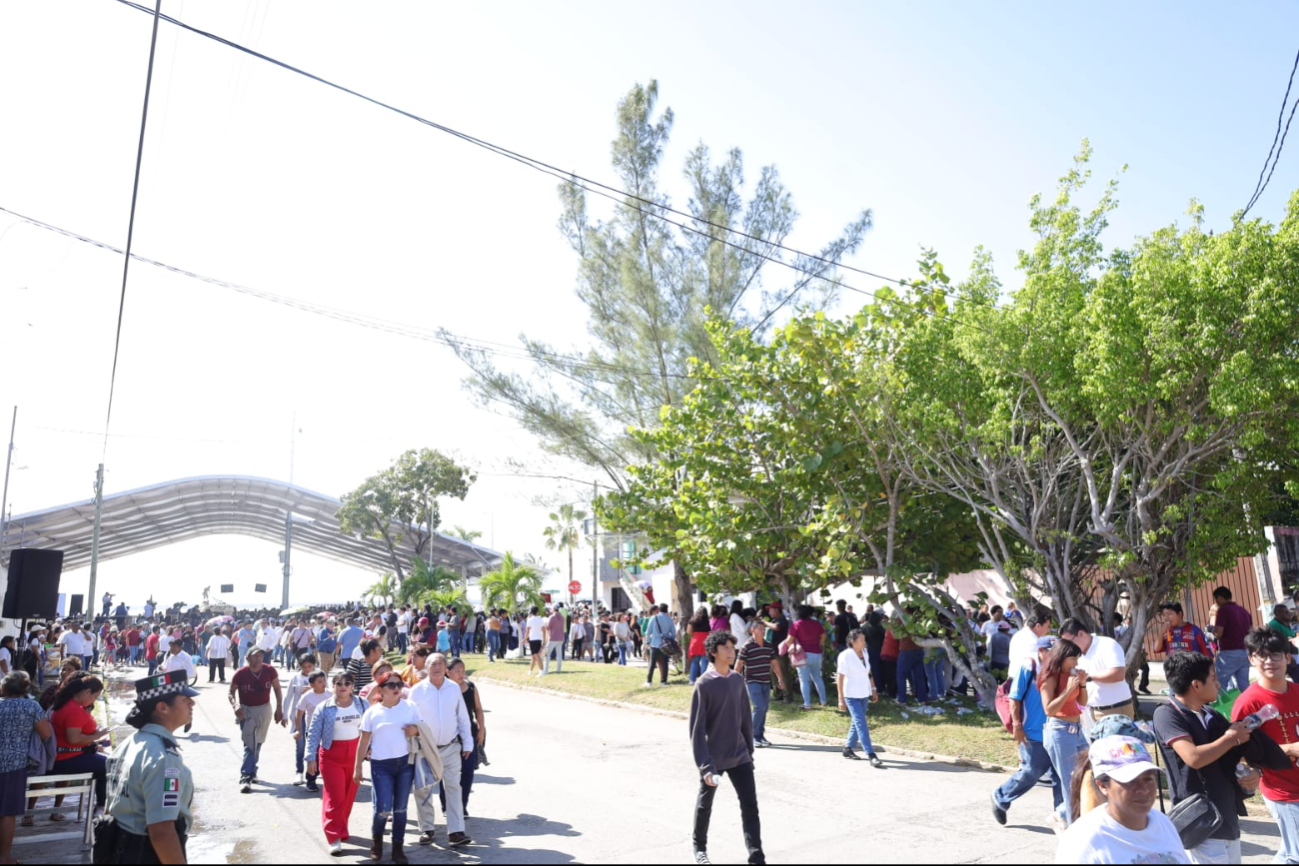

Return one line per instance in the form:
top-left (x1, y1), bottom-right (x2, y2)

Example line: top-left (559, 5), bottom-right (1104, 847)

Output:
top-left (994, 676), bottom-right (1016, 734)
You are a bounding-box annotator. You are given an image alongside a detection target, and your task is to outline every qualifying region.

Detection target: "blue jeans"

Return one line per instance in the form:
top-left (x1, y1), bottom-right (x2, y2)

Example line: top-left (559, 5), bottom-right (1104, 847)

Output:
top-left (689, 655), bottom-right (708, 683)
top-left (924, 654), bottom-right (947, 698)
top-left (1216, 649), bottom-right (1251, 694)
top-left (1043, 719), bottom-right (1087, 823)
top-left (747, 682), bottom-right (770, 742)
top-left (896, 649), bottom-right (929, 705)
top-left (993, 739), bottom-right (1063, 815)
top-left (844, 696), bottom-right (875, 755)
top-left (1266, 798), bottom-right (1299, 864)
top-left (370, 756), bottom-right (414, 838)
top-left (797, 653), bottom-right (827, 707)
top-left (617, 642), bottom-right (628, 665)
top-left (487, 631), bottom-right (501, 661)
top-left (450, 631), bottom-right (462, 658)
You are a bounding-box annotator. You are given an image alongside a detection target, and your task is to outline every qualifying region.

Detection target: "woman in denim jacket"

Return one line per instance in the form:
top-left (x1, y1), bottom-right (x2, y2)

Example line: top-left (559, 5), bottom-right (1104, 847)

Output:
top-left (305, 671), bottom-right (362, 854)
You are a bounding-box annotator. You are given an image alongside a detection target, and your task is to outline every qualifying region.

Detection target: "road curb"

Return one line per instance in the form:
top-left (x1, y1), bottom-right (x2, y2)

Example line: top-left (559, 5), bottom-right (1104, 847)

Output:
top-left (472, 673), bottom-right (1013, 774)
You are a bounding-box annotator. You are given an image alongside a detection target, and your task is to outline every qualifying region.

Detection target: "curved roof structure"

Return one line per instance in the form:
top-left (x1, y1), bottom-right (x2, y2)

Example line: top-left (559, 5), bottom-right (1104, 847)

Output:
top-left (0, 475), bottom-right (503, 576)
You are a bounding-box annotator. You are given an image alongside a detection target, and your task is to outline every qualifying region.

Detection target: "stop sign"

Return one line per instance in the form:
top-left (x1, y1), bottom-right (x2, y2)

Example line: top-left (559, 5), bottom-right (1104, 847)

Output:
top-left (568, 581), bottom-right (582, 595)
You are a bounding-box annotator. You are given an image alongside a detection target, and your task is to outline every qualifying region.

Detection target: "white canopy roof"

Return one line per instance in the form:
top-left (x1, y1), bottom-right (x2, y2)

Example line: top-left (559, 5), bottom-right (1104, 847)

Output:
top-left (1, 475), bottom-right (502, 576)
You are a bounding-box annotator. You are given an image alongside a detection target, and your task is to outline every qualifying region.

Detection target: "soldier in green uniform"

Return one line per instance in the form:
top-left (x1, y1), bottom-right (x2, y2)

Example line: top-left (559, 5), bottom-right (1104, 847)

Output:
top-left (99, 670), bottom-right (199, 864)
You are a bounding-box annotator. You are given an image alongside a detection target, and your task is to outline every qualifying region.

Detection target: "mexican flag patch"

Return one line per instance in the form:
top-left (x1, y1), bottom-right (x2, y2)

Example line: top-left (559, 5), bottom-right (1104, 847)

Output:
top-left (163, 778), bottom-right (180, 793)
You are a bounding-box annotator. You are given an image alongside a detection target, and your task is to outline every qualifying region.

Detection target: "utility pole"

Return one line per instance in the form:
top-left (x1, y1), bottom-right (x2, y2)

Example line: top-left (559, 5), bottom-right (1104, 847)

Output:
top-left (591, 480), bottom-right (598, 615)
top-left (281, 511), bottom-right (293, 610)
top-left (87, 463), bottom-right (105, 622)
top-left (0, 407), bottom-right (15, 564)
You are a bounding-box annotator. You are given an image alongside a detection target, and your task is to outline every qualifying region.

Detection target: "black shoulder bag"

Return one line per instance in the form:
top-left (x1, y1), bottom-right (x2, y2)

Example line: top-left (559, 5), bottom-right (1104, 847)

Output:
top-left (1164, 701), bottom-right (1224, 849)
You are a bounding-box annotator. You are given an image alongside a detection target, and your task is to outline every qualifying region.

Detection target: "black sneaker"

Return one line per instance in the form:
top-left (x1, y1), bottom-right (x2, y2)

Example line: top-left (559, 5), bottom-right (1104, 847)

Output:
top-left (842, 747), bottom-right (862, 761)
top-left (694, 852), bottom-right (712, 865)
top-left (479, 747), bottom-right (490, 767)
top-left (991, 792), bottom-right (1007, 826)
top-left (239, 776), bottom-right (252, 794)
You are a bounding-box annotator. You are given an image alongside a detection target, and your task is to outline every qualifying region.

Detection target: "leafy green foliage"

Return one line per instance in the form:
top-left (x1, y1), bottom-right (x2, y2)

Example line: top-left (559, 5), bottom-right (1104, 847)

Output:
top-left (336, 448), bottom-right (475, 582)
top-left (543, 503), bottom-right (588, 594)
top-left (479, 551), bottom-right (547, 614)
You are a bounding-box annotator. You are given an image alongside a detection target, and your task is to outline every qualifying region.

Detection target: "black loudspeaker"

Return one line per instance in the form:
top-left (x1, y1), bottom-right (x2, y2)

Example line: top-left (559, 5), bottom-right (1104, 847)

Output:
top-left (254, 584), bottom-right (267, 593)
top-left (3, 549), bottom-right (64, 619)
top-left (69, 594), bottom-right (84, 617)
top-left (220, 584), bottom-right (234, 594)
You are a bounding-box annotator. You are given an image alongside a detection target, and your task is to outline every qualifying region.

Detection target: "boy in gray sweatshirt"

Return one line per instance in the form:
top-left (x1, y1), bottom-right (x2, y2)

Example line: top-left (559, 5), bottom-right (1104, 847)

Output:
top-left (688, 631), bottom-right (764, 865)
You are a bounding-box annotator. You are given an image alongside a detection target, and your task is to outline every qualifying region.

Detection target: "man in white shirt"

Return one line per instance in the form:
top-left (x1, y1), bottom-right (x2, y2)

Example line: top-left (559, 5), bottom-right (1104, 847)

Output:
top-left (257, 620), bottom-right (282, 661)
top-left (158, 629), bottom-right (173, 656)
top-left (58, 622), bottom-right (92, 670)
top-left (1060, 617), bottom-right (1133, 721)
top-left (206, 628), bottom-right (232, 683)
top-left (1009, 608), bottom-right (1052, 671)
top-left (158, 639), bottom-right (198, 681)
top-left (397, 607), bottom-right (412, 653)
top-left (409, 653), bottom-right (473, 848)
top-left (525, 606), bottom-right (546, 676)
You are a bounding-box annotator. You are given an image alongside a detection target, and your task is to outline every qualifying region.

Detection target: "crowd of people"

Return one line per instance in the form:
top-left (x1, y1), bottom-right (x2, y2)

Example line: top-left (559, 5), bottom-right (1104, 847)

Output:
top-left (5, 582), bottom-right (1299, 863)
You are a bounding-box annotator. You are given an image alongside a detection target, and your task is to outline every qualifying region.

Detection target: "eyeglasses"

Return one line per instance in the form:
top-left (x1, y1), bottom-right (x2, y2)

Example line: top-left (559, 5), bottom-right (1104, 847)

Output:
top-left (1253, 653), bottom-right (1289, 665)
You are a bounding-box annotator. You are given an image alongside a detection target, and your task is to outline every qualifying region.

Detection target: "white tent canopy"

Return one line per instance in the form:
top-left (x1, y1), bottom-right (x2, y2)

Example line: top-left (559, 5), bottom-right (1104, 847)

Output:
top-left (1, 475), bottom-right (502, 577)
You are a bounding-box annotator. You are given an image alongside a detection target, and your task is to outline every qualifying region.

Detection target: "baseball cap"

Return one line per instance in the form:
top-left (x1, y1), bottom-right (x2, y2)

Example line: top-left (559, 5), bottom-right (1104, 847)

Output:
top-left (1036, 635), bottom-right (1059, 651)
top-left (245, 646), bottom-right (265, 658)
top-left (1089, 736), bottom-right (1164, 784)
top-left (770, 600), bottom-right (783, 609)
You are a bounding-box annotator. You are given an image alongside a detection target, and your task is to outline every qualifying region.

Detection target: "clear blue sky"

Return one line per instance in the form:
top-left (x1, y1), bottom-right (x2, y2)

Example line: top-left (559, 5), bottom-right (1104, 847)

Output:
top-left (1, 1), bottom-right (1296, 605)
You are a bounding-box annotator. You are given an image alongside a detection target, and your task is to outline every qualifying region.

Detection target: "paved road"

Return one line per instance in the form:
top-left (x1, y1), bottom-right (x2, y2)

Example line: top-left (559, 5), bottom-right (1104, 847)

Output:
top-left (92, 665), bottom-right (1283, 864)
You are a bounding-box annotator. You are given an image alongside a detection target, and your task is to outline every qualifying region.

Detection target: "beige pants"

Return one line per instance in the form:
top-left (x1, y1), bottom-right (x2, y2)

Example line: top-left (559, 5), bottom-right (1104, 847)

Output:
top-left (415, 742), bottom-right (464, 835)
top-left (317, 651), bottom-right (335, 673)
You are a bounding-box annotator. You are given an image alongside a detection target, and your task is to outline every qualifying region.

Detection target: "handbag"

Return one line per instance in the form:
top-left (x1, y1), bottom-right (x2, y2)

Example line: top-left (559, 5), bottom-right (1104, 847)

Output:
top-left (1168, 787), bottom-right (1223, 850)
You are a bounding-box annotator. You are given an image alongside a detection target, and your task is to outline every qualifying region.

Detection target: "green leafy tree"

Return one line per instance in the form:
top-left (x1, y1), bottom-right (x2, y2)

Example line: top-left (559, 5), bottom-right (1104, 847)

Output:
top-left (479, 552), bottom-right (546, 614)
top-left (336, 449), bottom-right (476, 582)
top-left (449, 526), bottom-right (483, 543)
top-left (422, 586), bottom-right (469, 614)
top-left (543, 504), bottom-right (588, 598)
top-left (443, 80), bottom-right (872, 613)
top-left (894, 150), bottom-right (1299, 671)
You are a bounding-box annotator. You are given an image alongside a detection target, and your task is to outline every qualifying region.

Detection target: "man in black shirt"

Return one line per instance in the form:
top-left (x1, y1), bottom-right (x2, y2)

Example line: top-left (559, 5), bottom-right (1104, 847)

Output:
top-left (1152, 651), bottom-right (1256, 861)
top-left (833, 599), bottom-right (859, 652)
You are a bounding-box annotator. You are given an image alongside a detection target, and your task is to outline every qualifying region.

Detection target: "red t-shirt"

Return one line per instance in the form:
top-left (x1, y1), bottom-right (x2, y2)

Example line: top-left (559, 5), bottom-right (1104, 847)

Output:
top-left (232, 664), bottom-right (279, 707)
top-left (145, 634), bottom-right (160, 660)
top-left (882, 631), bottom-right (900, 661)
top-left (789, 619), bottom-right (825, 655)
top-left (52, 701), bottom-right (97, 762)
top-left (1233, 681), bottom-right (1299, 802)
top-left (126, 629), bottom-right (141, 647)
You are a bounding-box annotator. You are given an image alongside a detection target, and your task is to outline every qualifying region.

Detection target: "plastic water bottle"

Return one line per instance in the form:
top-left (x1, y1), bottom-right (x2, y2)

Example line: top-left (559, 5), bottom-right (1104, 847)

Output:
top-left (1243, 704), bottom-right (1280, 730)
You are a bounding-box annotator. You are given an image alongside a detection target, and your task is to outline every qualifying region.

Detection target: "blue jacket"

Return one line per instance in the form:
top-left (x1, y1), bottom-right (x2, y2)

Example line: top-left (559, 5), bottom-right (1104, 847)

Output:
top-left (306, 696), bottom-right (362, 756)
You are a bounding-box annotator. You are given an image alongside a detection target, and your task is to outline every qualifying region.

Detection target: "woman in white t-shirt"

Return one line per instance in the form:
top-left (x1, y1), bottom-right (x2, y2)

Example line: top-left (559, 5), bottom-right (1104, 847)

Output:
top-left (354, 671), bottom-right (421, 862)
top-left (1055, 736), bottom-right (1189, 865)
top-left (0, 636), bottom-right (14, 675)
top-left (525, 607), bottom-right (546, 676)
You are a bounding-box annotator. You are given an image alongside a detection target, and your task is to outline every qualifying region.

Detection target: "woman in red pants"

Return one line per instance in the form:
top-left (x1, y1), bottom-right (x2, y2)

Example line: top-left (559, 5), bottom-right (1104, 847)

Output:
top-left (306, 671), bottom-right (363, 855)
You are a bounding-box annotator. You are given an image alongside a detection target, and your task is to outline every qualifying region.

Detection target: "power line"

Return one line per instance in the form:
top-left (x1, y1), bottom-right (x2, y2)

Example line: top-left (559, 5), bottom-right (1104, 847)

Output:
top-left (111, 0), bottom-right (973, 312)
top-left (0, 205), bottom-right (705, 382)
top-left (103, 0), bottom-right (164, 455)
top-left (1244, 47), bottom-right (1299, 218)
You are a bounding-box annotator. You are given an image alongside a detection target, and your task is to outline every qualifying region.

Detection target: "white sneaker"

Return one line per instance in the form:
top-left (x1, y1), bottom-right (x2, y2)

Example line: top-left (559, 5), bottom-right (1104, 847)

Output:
top-left (329, 841), bottom-right (343, 856)
top-left (293, 772), bottom-right (305, 786)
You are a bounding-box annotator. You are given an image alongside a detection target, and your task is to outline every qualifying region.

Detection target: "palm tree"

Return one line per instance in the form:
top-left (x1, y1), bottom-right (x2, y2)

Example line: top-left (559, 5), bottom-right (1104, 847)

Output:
top-left (398, 556), bottom-right (461, 606)
top-left (543, 504), bottom-right (588, 600)
top-left (479, 552), bottom-right (545, 614)
top-left (450, 525), bottom-right (483, 543)
top-left (363, 573), bottom-right (397, 608)
top-left (421, 586), bottom-right (468, 613)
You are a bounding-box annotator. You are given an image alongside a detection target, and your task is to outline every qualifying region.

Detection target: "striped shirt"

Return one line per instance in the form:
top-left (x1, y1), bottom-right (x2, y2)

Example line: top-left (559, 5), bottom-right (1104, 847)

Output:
top-left (738, 642), bottom-right (775, 686)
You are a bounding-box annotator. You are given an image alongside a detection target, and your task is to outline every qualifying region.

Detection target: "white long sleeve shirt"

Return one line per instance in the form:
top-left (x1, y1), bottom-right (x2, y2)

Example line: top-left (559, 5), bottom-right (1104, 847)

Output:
top-left (409, 677), bottom-right (472, 748)
top-left (158, 650), bottom-right (197, 679)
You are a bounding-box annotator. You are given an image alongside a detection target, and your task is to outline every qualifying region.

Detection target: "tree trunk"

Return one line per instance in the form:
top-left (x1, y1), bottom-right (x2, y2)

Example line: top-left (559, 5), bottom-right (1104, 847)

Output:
top-left (670, 560), bottom-right (694, 617)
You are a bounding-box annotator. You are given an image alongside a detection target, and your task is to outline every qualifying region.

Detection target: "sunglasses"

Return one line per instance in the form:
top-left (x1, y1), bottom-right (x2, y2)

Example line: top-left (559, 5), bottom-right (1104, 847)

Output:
top-left (380, 681), bottom-right (403, 690)
top-left (333, 682), bottom-right (354, 689)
